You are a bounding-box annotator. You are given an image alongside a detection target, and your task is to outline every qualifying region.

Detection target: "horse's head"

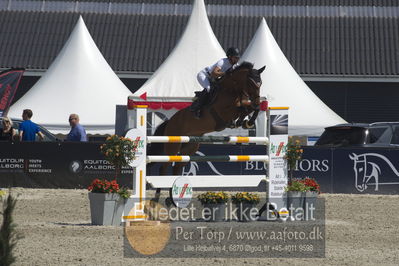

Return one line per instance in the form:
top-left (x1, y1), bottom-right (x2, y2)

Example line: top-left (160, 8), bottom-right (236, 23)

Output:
top-left (349, 153), bottom-right (381, 192)
top-left (220, 62), bottom-right (265, 109)
top-left (349, 153), bottom-right (366, 191)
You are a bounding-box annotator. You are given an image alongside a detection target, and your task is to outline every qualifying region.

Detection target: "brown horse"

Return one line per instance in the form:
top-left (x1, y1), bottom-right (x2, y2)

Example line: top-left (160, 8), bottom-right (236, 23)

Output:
top-left (149, 62), bottom-right (265, 177)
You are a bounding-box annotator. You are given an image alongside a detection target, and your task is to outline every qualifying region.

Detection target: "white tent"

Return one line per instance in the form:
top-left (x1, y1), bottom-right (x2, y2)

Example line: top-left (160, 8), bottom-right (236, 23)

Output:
top-left (9, 16), bottom-right (131, 134)
top-left (241, 18), bottom-right (346, 136)
top-left (133, 0), bottom-right (225, 100)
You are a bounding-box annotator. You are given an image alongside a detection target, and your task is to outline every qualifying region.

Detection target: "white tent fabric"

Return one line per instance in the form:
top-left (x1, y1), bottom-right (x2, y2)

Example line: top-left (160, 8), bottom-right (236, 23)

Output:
top-left (8, 16), bottom-right (131, 134)
top-left (241, 18), bottom-right (346, 136)
top-left (133, 0), bottom-right (225, 100)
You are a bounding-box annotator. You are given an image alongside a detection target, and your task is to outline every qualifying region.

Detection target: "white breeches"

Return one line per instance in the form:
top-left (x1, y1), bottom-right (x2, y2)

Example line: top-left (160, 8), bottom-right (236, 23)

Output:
top-left (197, 71), bottom-right (211, 92)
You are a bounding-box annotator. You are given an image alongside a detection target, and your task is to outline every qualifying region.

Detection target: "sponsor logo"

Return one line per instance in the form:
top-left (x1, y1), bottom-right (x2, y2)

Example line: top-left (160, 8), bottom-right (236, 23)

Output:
top-left (171, 176), bottom-right (193, 208)
top-left (125, 128), bottom-right (146, 168)
top-left (245, 159), bottom-right (329, 172)
top-left (132, 136), bottom-right (145, 159)
top-left (269, 142), bottom-right (287, 155)
top-left (69, 160), bottom-right (83, 173)
top-left (275, 142), bottom-right (285, 156)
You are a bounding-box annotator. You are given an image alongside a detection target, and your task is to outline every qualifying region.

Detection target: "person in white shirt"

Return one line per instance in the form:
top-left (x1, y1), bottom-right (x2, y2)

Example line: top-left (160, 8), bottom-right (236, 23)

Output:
top-left (190, 47), bottom-right (241, 118)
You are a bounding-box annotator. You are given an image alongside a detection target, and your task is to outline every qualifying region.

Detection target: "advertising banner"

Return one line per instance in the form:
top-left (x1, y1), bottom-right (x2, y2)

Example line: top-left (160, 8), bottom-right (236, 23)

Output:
top-left (0, 68), bottom-right (25, 116)
top-left (267, 108), bottom-right (289, 209)
top-left (331, 148), bottom-right (399, 194)
top-left (0, 142), bottom-right (133, 188)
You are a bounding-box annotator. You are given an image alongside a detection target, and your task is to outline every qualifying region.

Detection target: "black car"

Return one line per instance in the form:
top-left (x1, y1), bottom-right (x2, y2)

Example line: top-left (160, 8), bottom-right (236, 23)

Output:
top-left (0, 117), bottom-right (58, 142)
top-left (315, 122), bottom-right (399, 147)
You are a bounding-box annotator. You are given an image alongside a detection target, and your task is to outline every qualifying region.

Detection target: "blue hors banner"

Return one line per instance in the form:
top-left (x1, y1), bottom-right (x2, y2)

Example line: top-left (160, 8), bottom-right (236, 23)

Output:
top-left (293, 147), bottom-right (399, 194)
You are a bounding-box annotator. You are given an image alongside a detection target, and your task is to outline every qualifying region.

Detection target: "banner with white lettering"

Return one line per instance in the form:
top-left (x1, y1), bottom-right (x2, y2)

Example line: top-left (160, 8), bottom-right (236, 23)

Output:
top-left (267, 108), bottom-right (289, 209)
top-left (0, 68), bottom-right (25, 116)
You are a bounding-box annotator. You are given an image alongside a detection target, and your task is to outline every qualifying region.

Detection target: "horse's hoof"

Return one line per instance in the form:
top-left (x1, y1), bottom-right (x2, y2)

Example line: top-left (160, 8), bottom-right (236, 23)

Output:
top-left (242, 120), bottom-right (255, 129)
top-left (235, 120), bottom-right (243, 128)
top-left (165, 197), bottom-right (174, 207)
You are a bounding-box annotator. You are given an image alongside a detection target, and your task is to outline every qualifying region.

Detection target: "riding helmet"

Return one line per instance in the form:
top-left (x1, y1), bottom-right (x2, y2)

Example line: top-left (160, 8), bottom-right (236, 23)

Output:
top-left (226, 47), bottom-right (240, 57)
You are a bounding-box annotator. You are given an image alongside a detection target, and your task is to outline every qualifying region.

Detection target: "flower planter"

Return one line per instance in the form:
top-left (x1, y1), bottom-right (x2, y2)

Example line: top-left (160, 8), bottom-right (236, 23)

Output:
top-left (235, 202), bottom-right (257, 222)
top-left (88, 193), bottom-right (125, 226)
top-left (287, 191), bottom-right (304, 221)
top-left (303, 191), bottom-right (318, 220)
top-left (203, 203), bottom-right (226, 222)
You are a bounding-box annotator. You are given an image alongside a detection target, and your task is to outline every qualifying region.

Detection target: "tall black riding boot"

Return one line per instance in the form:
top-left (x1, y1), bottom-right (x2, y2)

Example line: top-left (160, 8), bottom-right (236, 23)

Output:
top-left (190, 89), bottom-right (208, 119)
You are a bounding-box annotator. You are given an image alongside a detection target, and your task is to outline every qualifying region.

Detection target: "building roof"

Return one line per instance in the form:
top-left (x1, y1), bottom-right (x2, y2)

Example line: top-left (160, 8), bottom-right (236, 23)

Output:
top-left (5, 0), bottom-right (399, 7)
top-left (0, 2), bottom-right (398, 78)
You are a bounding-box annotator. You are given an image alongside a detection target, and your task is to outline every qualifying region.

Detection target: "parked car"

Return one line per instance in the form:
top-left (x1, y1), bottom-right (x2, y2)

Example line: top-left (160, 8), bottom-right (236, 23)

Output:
top-left (315, 122), bottom-right (399, 147)
top-left (0, 117), bottom-right (58, 142)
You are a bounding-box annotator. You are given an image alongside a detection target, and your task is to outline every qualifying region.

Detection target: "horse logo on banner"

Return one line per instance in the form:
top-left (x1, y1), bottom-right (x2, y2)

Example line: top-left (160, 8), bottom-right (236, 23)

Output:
top-left (349, 153), bottom-right (399, 192)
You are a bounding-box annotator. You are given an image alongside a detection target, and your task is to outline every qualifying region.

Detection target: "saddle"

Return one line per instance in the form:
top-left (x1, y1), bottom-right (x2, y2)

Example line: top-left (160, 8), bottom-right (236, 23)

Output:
top-left (193, 80), bottom-right (219, 107)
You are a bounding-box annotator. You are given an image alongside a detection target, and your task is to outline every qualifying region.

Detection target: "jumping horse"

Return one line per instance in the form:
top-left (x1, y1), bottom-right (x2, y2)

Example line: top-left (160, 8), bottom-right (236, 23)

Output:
top-left (148, 62), bottom-right (265, 183)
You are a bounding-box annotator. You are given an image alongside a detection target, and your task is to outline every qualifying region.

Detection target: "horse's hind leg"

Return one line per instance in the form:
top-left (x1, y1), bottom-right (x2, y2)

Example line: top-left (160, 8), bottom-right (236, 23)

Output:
top-left (172, 162), bottom-right (190, 176)
top-left (154, 143), bottom-right (182, 203)
top-left (153, 162), bottom-right (170, 202)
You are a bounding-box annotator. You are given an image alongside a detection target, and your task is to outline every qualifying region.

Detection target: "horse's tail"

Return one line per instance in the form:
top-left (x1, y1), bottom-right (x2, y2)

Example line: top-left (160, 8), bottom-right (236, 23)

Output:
top-left (147, 119), bottom-right (169, 156)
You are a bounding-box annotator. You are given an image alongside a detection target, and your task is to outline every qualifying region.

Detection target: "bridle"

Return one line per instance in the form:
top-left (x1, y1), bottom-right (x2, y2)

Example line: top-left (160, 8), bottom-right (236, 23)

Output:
top-left (218, 66), bottom-right (261, 108)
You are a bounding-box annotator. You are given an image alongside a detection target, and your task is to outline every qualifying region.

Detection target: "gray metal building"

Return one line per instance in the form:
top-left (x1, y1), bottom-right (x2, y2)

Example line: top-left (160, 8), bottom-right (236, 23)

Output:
top-left (1, 0), bottom-right (398, 123)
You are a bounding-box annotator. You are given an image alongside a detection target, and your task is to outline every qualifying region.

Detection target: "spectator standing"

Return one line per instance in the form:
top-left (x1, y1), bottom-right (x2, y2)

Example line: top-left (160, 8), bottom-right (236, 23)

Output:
top-left (19, 109), bottom-right (43, 141)
top-left (0, 117), bottom-right (17, 141)
top-left (66, 114), bottom-right (87, 142)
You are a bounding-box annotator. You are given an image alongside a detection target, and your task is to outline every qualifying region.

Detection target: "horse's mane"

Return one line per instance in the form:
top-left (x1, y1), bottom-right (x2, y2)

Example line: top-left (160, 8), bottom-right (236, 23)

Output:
top-left (217, 61), bottom-right (254, 85)
top-left (214, 61), bottom-right (256, 96)
top-left (233, 61), bottom-right (254, 72)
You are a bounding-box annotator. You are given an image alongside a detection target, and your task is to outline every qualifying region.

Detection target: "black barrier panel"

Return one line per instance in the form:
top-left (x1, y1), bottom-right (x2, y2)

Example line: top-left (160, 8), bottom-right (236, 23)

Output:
top-left (332, 147), bottom-right (399, 194)
top-left (2, 142), bottom-right (399, 194)
top-left (0, 142), bottom-right (133, 188)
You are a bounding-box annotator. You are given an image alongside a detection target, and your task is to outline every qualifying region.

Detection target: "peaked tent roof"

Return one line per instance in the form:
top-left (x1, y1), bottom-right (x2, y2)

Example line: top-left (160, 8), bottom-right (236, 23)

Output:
top-left (8, 16), bottom-right (132, 134)
top-left (133, 0), bottom-right (225, 100)
top-left (241, 18), bottom-right (346, 136)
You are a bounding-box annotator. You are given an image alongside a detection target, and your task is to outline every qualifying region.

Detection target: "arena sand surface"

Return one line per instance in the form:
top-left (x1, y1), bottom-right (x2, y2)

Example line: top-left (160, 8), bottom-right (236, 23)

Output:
top-left (4, 188), bottom-right (399, 266)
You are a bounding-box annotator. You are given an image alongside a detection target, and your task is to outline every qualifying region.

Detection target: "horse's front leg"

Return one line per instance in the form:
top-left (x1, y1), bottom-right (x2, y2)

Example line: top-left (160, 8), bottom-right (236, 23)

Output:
top-left (242, 109), bottom-right (259, 129)
top-left (235, 108), bottom-right (249, 128)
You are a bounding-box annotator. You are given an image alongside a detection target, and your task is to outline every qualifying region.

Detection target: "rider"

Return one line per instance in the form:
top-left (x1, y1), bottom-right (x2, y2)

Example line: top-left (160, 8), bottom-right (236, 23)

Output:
top-left (190, 47), bottom-right (241, 118)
